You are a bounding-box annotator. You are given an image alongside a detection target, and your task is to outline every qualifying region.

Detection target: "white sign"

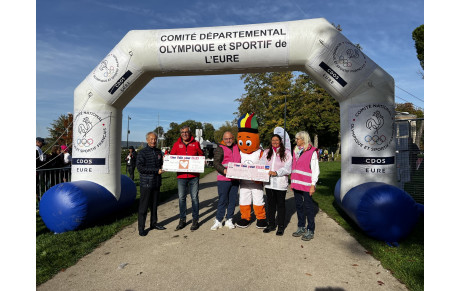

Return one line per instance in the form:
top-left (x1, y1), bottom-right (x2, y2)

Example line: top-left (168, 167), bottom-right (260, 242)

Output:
top-left (348, 103), bottom-right (395, 174)
top-left (86, 47), bottom-right (144, 105)
top-left (72, 110), bottom-right (111, 174)
top-left (307, 34), bottom-right (377, 99)
top-left (163, 155), bottom-right (205, 173)
top-left (226, 162), bottom-right (270, 182)
top-left (157, 23), bottom-right (289, 72)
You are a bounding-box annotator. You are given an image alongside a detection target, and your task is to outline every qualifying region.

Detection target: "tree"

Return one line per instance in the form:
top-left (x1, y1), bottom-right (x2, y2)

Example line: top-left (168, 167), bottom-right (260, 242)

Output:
top-left (164, 120), bottom-right (204, 148)
top-left (47, 113), bottom-right (73, 149)
top-left (396, 103), bottom-right (424, 118)
top-left (154, 126), bottom-right (164, 136)
top-left (214, 121), bottom-right (238, 143)
top-left (202, 123), bottom-right (215, 142)
top-left (412, 25), bottom-right (424, 71)
top-left (235, 72), bottom-right (340, 150)
top-left (396, 103), bottom-right (424, 150)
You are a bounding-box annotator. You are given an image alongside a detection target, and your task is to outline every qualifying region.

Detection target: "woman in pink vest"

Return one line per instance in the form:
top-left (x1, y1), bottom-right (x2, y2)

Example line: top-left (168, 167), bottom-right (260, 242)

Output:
top-left (211, 131), bottom-right (241, 230)
top-left (291, 131), bottom-right (320, 241)
top-left (261, 134), bottom-right (292, 236)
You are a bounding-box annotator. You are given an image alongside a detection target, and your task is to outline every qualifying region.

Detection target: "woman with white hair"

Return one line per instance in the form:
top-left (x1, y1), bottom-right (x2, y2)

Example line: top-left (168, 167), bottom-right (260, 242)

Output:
top-left (291, 131), bottom-right (320, 241)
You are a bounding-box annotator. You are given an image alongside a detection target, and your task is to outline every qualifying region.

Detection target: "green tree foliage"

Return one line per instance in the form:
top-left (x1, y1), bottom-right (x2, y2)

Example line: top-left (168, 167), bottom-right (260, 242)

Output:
top-left (164, 120), bottom-right (207, 147)
top-left (202, 122), bottom-right (215, 142)
top-left (154, 126), bottom-right (164, 136)
top-left (396, 103), bottom-right (424, 118)
top-left (214, 121), bottom-right (238, 143)
top-left (47, 113), bottom-right (73, 148)
top-left (412, 24), bottom-right (424, 70)
top-left (236, 72), bottom-right (340, 149)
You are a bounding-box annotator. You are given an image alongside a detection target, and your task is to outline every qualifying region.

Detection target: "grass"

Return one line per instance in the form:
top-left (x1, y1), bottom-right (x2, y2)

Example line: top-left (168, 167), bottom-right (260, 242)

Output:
top-left (36, 164), bottom-right (215, 286)
top-left (314, 161), bottom-right (424, 291)
top-left (37, 162), bottom-right (423, 290)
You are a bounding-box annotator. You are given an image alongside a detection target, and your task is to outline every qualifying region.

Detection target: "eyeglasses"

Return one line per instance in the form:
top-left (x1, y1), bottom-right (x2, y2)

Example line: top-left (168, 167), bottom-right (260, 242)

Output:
top-left (180, 131), bottom-right (190, 134)
top-left (223, 138), bottom-right (233, 140)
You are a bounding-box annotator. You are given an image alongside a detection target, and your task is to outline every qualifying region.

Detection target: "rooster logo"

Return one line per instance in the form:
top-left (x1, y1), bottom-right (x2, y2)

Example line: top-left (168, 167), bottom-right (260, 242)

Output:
top-left (78, 117), bottom-right (93, 137)
top-left (366, 111), bottom-right (384, 134)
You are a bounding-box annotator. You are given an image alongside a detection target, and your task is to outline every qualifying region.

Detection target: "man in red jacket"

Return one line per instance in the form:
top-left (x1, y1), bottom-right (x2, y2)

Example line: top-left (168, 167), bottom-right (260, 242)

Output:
top-left (170, 126), bottom-right (204, 231)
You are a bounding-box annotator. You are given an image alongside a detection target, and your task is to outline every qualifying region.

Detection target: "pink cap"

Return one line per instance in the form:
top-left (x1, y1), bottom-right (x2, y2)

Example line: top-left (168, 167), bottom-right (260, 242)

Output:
top-left (61, 145), bottom-right (68, 151)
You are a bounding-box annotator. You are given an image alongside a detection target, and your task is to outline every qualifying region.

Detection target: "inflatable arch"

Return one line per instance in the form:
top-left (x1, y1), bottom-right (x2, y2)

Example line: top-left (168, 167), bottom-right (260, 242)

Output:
top-left (40, 18), bottom-right (422, 240)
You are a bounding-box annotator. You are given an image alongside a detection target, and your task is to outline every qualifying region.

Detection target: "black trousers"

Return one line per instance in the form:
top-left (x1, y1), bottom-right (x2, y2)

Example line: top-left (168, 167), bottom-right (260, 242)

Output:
top-left (138, 186), bottom-right (160, 232)
top-left (127, 165), bottom-right (135, 180)
top-left (265, 188), bottom-right (287, 227)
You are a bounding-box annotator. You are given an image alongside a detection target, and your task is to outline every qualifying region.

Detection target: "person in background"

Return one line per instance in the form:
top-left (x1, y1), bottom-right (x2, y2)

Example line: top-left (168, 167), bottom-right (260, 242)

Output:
top-left (36, 137), bottom-right (47, 168)
top-left (60, 145), bottom-right (72, 182)
top-left (211, 131), bottom-right (241, 230)
top-left (49, 145), bottom-right (64, 186)
top-left (291, 131), bottom-right (320, 241)
top-left (261, 134), bottom-right (292, 236)
top-left (61, 145), bottom-right (71, 165)
top-left (125, 145), bottom-right (137, 180)
top-left (170, 126), bottom-right (204, 231)
top-left (136, 132), bottom-right (166, 236)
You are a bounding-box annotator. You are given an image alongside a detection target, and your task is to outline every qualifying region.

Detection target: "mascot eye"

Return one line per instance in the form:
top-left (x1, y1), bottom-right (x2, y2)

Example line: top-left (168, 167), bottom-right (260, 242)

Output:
top-left (238, 140), bottom-right (243, 146)
top-left (246, 140), bottom-right (252, 147)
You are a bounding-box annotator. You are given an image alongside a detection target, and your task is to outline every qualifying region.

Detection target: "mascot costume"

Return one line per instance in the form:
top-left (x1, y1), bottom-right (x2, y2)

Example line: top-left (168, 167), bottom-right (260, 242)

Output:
top-left (235, 113), bottom-right (268, 229)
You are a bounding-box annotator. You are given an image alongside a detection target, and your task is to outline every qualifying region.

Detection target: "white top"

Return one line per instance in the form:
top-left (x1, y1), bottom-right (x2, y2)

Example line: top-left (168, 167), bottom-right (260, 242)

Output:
top-left (36, 146), bottom-right (46, 162)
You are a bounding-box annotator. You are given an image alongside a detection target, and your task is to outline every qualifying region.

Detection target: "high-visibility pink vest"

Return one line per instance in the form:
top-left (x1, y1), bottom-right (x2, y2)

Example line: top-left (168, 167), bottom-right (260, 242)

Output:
top-left (291, 146), bottom-right (318, 192)
top-left (217, 144), bottom-right (241, 181)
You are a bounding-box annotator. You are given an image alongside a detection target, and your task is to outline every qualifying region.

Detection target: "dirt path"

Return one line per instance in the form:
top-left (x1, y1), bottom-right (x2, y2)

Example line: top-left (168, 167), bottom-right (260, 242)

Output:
top-left (38, 171), bottom-right (407, 290)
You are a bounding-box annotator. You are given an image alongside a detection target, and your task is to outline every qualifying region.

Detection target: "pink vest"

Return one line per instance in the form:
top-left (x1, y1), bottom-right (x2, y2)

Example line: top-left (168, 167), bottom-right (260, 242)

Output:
top-left (291, 146), bottom-right (318, 192)
top-left (217, 144), bottom-right (241, 181)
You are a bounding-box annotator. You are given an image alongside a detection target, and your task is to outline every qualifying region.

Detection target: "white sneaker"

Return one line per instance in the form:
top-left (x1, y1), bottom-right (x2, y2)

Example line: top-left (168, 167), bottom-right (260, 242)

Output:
top-left (210, 219), bottom-right (222, 230)
top-left (225, 218), bottom-right (235, 229)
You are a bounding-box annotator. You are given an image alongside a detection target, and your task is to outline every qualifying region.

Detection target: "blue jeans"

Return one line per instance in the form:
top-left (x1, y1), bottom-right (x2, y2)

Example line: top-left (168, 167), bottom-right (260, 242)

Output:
top-left (177, 177), bottom-right (200, 220)
top-left (293, 189), bottom-right (318, 231)
top-left (216, 180), bottom-right (239, 221)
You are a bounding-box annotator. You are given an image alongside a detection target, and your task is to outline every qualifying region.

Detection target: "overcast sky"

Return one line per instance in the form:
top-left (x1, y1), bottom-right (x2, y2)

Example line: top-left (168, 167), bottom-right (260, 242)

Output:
top-left (36, 0), bottom-right (424, 142)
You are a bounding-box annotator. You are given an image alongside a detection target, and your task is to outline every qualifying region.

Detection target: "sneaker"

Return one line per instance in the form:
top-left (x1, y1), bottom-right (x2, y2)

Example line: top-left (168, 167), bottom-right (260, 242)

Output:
top-left (263, 225), bottom-right (276, 233)
top-left (175, 218), bottom-right (186, 231)
top-left (256, 219), bottom-right (268, 229)
top-left (276, 226), bottom-right (285, 236)
top-left (236, 219), bottom-right (251, 228)
top-left (301, 229), bottom-right (314, 241)
top-left (210, 219), bottom-right (223, 230)
top-left (292, 227), bottom-right (306, 237)
top-left (225, 218), bottom-right (235, 229)
top-left (190, 219), bottom-right (199, 231)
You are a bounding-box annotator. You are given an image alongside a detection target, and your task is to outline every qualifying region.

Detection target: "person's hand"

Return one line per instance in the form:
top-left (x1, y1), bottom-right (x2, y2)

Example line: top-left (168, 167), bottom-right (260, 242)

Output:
top-left (310, 185), bottom-right (316, 196)
top-left (223, 169), bottom-right (227, 175)
top-left (269, 171), bottom-right (277, 177)
top-left (159, 169), bottom-right (165, 174)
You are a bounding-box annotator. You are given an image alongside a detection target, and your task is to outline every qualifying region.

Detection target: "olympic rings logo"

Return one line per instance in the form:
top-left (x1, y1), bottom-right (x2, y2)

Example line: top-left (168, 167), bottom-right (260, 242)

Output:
top-left (77, 138), bottom-right (94, 147)
top-left (339, 55), bottom-right (352, 67)
top-left (364, 135), bottom-right (386, 145)
top-left (103, 66), bottom-right (115, 77)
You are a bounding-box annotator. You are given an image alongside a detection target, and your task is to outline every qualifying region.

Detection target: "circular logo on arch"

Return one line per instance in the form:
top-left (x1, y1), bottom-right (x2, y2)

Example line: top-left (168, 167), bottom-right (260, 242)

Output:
top-left (333, 41), bottom-right (367, 73)
top-left (73, 111), bottom-right (109, 155)
top-left (92, 53), bottom-right (120, 83)
top-left (350, 104), bottom-right (394, 153)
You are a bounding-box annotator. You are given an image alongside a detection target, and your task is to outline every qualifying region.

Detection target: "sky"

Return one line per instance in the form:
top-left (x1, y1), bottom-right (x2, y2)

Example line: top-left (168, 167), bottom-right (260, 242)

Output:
top-left (35, 0), bottom-right (425, 142)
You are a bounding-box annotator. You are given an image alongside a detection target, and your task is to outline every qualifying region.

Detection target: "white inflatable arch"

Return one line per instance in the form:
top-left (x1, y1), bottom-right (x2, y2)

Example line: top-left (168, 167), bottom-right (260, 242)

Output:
top-left (40, 19), bottom-right (421, 240)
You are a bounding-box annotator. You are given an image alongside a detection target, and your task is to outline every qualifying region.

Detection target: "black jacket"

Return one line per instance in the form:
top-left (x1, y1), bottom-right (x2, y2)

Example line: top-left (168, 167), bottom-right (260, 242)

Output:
top-left (136, 146), bottom-right (163, 188)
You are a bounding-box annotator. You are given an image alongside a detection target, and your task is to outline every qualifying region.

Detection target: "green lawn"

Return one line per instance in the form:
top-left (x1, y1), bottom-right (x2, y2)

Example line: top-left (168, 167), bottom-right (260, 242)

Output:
top-left (37, 161), bottom-right (423, 290)
top-left (36, 165), bottom-right (215, 286)
top-left (314, 161), bottom-right (424, 291)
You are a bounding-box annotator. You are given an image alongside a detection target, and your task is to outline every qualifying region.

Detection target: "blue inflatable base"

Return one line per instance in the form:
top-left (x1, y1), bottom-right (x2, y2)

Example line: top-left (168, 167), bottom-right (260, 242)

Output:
top-left (334, 179), bottom-right (423, 243)
top-left (39, 175), bottom-right (136, 233)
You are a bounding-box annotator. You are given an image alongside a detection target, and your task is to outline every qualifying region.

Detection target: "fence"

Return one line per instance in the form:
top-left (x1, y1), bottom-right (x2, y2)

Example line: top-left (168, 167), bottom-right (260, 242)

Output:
top-left (36, 166), bottom-right (71, 206)
top-left (395, 117), bottom-right (424, 204)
